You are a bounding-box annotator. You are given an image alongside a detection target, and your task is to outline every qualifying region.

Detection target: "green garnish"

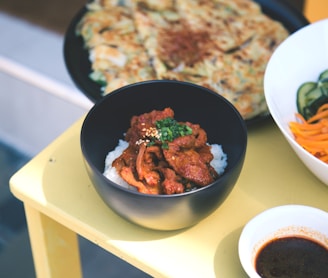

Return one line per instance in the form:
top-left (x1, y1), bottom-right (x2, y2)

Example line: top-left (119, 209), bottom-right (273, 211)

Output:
top-left (155, 117), bottom-right (193, 149)
top-left (89, 70), bottom-right (107, 87)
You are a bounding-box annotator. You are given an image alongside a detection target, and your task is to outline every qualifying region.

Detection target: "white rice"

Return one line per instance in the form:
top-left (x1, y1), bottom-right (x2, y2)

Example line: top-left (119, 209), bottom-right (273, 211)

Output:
top-left (103, 140), bottom-right (228, 189)
top-left (209, 144), bottom-right (228, 175)
top-left (103, 140), bottom-right (131, 189)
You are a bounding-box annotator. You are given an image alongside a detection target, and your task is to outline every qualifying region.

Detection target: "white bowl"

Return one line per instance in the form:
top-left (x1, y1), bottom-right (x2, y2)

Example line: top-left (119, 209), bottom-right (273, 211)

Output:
top-left (264, 19), bottom-right (328, 186)
top-left (238, 205), bottom-right (328, 278)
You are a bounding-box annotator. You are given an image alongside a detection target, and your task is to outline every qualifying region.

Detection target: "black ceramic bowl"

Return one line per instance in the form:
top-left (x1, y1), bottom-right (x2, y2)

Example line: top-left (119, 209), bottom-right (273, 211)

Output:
top-left (80, 80), bottom-right (247, 230)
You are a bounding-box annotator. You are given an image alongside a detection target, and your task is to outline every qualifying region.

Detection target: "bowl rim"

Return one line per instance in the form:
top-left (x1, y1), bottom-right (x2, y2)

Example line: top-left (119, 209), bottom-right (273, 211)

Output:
top-left (264, 18), bottom-right (328, 169)
top-left (80, 80), bottom-right (248, 198)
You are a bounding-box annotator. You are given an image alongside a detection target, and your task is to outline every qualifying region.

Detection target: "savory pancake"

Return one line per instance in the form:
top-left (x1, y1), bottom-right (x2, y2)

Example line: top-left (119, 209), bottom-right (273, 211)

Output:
top-left (133, 2), bottom-right (218, 83)
top-left (76, 0), bottom-right (289, 120)
top-left (175, 0), bottom-right (262, 52)
top-left (76, 1), bottom-right (156, 93)
top-left (207, 13), bottom-right (289, 118)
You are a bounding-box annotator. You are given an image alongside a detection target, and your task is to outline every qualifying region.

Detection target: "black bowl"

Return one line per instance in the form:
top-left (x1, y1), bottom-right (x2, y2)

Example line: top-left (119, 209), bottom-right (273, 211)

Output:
top-left (80, 80), bottom-right (247, 230)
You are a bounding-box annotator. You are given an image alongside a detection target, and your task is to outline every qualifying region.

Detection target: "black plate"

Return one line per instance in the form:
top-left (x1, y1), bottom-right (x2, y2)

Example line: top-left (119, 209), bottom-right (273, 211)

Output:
top-left (64, 0), bottom-right (309, 124)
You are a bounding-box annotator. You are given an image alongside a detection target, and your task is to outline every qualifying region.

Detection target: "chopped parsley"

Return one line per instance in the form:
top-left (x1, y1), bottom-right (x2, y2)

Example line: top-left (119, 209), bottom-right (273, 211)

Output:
top-left (153, 117), bottom-right (193, 149)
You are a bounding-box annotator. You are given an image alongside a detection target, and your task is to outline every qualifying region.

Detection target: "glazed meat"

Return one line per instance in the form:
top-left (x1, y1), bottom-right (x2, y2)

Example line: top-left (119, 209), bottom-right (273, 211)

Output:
top-left (163, 122), bottom-right (218, 186)
top-left (125, 107), bottom-right (174, 146)
top-left (163, 144), bottom-right (218, 187)
top-left (112, 108), bottom-right (219, 194)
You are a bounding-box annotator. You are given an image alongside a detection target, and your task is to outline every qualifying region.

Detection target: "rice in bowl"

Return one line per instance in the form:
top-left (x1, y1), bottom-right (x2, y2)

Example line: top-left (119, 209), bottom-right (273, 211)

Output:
top-left (103, 139), bottom-right (227, 192)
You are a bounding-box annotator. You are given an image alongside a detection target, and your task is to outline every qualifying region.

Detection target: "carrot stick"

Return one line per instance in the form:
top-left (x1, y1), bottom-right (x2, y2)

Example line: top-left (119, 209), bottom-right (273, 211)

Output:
top-left (317, 103), bottom-right (328, 113)
top-left (308, 110), bottom-right (328, 123)
top-left (289, 103), bottom-right (328, 164)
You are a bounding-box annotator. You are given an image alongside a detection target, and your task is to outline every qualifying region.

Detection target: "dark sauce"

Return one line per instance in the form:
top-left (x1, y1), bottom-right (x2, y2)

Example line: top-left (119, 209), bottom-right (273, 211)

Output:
top-left (256, 236), bottom-right (328, 278)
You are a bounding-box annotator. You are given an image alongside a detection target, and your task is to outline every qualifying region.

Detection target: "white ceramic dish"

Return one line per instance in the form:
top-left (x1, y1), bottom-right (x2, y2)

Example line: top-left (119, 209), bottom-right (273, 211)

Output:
top-left (238, 205), bottom-right (328, 278)
top-left (264, 19), bottom-right (328, 186)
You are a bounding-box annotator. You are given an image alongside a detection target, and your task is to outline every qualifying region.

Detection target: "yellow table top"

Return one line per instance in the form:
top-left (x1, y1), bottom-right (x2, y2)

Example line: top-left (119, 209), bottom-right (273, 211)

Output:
top-left (9, 116), bottom-right (328, 278)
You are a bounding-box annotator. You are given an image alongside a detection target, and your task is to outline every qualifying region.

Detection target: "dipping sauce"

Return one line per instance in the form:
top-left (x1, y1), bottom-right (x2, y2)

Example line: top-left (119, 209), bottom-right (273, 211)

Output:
top-left (255, 236), bottom-right (328, 278)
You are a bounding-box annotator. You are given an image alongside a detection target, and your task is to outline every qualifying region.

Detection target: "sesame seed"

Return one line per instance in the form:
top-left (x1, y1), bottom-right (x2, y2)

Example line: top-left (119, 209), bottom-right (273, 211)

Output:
top-left (135, 126), bottom-right (161, 146)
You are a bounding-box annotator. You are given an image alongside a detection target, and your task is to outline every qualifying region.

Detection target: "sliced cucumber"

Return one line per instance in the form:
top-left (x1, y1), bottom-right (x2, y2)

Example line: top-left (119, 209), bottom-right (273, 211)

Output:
top-left (318, 78), bottom-right (328, 96)
top-left (297, 82), bottom-right (318, 119)
top-left (296, 69), bottom-right (328, 119)
top-left (318, 69), bottom-right (328, 81)
top-left (306, 95), bottom-right (328, 116)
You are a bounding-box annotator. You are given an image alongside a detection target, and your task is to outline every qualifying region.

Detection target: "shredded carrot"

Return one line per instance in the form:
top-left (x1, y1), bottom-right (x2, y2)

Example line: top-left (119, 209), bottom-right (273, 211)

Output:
top-left (289, 103), bottom-right (328, 164)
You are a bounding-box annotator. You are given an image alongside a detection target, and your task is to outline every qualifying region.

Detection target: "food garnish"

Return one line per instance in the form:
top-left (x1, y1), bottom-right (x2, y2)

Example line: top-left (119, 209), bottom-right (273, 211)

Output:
top-left (297, 69), bottom-right (328, 120)
top-left (290, 103), bottom-right (328, 163)
top-left (290, 69), bottom-right (328, 163)
top-left (153, 117), bottom-right (193, 149)
top-left (135, 117), bottom-right (193, 149)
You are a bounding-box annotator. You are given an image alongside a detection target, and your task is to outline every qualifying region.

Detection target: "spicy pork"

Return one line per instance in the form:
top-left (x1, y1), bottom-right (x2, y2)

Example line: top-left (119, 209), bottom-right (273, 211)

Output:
top-left (112, 107), bottom-right (220, 195)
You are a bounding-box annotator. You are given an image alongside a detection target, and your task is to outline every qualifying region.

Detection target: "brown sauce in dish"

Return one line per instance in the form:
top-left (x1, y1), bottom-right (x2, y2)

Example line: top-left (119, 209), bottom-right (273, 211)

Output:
top-left (255, 236), bottom-right (328, 278)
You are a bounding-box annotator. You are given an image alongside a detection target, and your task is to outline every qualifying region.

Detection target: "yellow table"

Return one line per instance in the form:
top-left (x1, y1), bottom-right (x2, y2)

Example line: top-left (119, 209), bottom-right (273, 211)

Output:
top-left (10, 116), bottom-right (328, 278)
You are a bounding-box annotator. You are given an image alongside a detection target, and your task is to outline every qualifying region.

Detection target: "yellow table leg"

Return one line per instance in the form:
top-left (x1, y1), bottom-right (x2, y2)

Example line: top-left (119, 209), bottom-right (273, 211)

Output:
top-left (24, 205), bottom-right (82, 278)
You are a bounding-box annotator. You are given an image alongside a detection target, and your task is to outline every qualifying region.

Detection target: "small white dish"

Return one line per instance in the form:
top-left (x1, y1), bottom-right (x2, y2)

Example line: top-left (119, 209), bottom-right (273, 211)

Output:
top-left (238, 205), bottom-right (328, 277)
